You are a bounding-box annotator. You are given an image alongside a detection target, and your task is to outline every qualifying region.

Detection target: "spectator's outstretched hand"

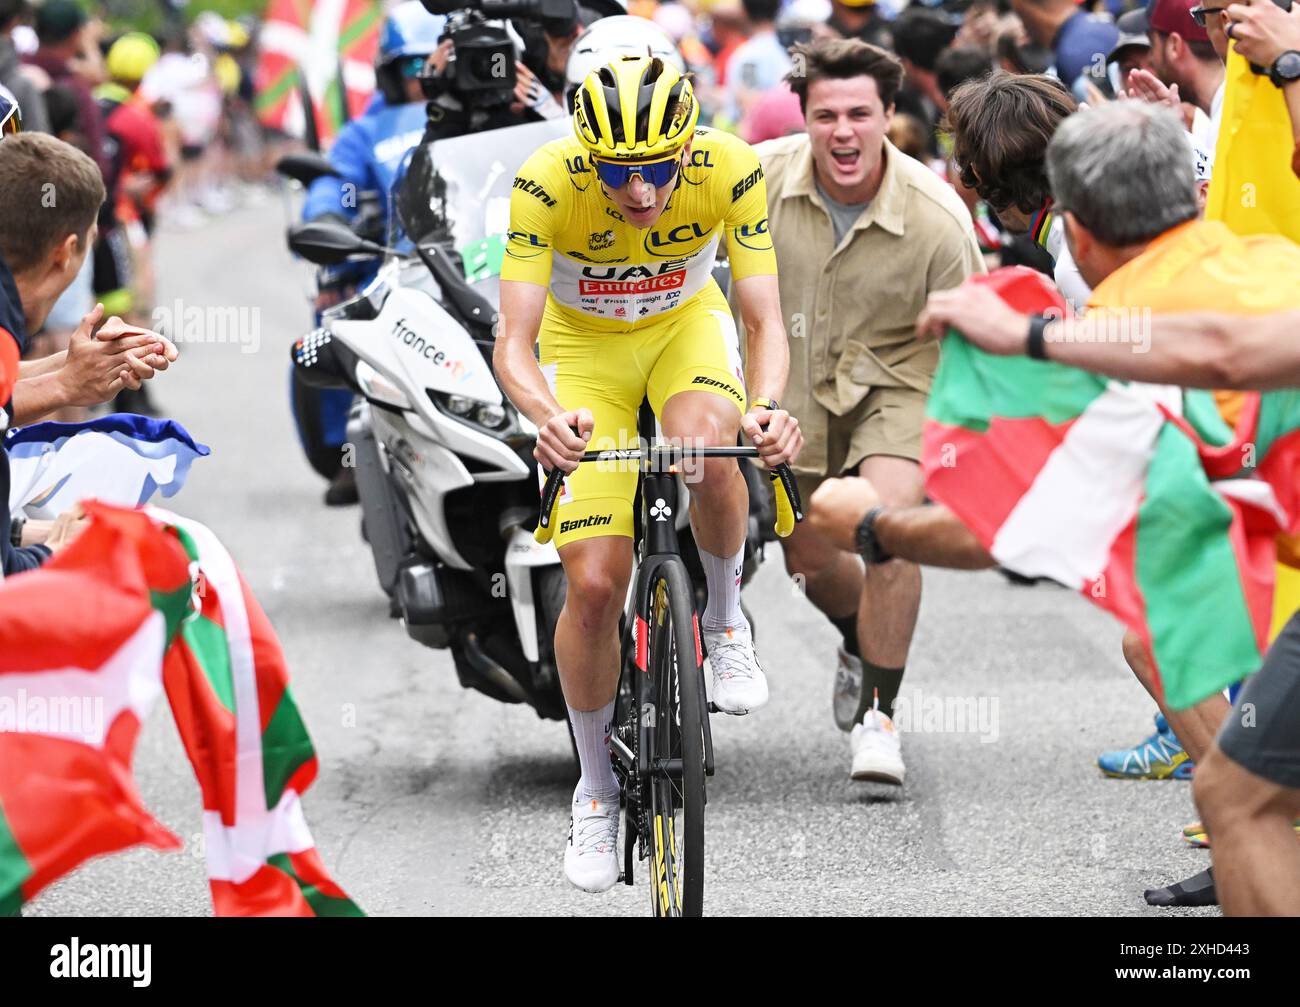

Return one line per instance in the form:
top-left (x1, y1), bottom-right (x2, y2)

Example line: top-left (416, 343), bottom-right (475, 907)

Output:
top-left (916, 282), bottom-right (1032, 354)
top-left (1226, 0), bottom-right (1300, 68)
top-left (1124, 68), bottom-right (1181, 110)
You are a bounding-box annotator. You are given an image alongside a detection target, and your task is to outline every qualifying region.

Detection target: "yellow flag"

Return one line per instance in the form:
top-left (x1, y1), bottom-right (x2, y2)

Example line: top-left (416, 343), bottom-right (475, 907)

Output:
top-left (1205, 50), bottom-right (1300, 632)
top-left (1206, 50), bottom-right (1300, 242)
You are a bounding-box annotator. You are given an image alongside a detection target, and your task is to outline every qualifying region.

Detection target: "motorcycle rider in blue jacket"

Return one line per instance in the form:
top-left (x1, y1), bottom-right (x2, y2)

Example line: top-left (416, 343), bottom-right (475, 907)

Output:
top-left (296, 1), bottom-right (446, 506)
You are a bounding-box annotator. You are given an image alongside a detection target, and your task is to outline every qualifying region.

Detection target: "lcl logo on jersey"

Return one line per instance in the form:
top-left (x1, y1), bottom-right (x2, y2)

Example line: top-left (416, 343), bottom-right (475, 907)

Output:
top-left (507, 230), bottom-right (547, 259)
top-left (565, 154), bottom-right (592, 192)
top-left (644, 221), bottom-right (709, 257)
top-left (734, 218), bottom-right (773, 251)
top-left (682, 148), bottom-right (714, 186)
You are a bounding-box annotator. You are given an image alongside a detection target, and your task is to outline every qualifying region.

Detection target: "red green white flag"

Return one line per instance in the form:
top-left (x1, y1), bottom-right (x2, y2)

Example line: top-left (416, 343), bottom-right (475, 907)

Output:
top-left (255, 0), bottom-right (384, 145)
top-left (0, 503), bottom-right (361, 916)
top-left (922, 267), bottom-right (1300, 711)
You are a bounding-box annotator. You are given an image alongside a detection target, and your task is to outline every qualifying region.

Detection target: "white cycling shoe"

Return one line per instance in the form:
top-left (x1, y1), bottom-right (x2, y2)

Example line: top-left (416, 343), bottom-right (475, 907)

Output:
top-left (564, 784), bottom-right (620, 893)
top-left (850, 708), bottom-right (905, 785)
top-left (704, 620), bottom-right (769, 715)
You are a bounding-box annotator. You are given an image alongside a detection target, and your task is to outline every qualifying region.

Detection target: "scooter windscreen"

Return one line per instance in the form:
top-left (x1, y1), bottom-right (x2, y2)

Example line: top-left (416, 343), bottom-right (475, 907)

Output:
top-left (388, 118), bottom-right (570, 305)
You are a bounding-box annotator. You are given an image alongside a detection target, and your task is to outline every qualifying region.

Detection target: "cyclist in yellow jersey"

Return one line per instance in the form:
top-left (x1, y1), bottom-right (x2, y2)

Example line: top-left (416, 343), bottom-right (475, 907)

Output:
top-left (494, 54), bottom-right (802, 893)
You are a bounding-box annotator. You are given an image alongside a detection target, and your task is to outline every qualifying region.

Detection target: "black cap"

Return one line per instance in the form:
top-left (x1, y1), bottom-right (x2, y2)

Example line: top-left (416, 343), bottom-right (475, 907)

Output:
top-left (36, 0), bottom-right (88, 43)
top-left (1107, 8), bottom-right (1151, 63)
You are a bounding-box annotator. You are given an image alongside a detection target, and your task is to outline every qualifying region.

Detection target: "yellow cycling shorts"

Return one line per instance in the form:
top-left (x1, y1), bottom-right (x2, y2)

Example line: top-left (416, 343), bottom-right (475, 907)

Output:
top-left (539, 283), bottom-right (747, 548)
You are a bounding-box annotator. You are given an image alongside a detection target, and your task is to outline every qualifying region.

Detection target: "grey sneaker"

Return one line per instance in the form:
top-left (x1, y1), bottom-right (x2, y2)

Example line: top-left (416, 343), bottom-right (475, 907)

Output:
top-left (832, 645), bottom-right (865, 732)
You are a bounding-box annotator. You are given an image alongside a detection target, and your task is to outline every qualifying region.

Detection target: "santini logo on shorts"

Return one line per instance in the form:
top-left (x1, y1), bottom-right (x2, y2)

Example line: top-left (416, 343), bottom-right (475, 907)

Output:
top-left (578, 269), bottom-right (686, 296)
top-left (560, 514), bottom-right (613, 534)
top-left (691, 375), bottom-right (743, 402)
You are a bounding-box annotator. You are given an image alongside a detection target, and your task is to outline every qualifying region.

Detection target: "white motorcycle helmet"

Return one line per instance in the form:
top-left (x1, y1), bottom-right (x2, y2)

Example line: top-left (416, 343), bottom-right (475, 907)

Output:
top-left (564, 15), bottom-right (686, 109)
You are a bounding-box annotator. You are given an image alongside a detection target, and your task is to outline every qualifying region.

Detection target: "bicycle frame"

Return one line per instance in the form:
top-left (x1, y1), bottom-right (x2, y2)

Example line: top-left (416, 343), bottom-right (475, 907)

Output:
top-left (534, 413), bottom-right (804, 909)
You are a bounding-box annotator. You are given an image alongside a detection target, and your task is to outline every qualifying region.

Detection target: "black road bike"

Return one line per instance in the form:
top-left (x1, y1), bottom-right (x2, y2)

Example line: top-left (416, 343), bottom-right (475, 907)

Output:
top-left (536, 404), bottom-right (802, 917)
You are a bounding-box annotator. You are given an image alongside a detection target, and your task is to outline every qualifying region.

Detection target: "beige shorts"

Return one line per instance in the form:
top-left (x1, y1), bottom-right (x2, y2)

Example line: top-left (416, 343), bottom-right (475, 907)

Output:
top-left (794, 385), bottom-right (927, 502)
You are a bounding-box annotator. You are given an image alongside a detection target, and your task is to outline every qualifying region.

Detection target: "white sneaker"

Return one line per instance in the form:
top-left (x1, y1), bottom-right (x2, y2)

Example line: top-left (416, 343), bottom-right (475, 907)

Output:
top-left (850, 708), bottom-right (905, 785)
top-left (564, 784), bottom-right (620, 893)
top-left (832, 646), bottom-right (864, 733)
top-left (704, 620), bottom-right (769, 715)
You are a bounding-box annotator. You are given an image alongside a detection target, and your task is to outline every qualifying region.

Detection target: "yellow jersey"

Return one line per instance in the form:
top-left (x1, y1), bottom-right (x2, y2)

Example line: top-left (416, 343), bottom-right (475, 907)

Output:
top-left (501, 126), bottom-right (777, 331)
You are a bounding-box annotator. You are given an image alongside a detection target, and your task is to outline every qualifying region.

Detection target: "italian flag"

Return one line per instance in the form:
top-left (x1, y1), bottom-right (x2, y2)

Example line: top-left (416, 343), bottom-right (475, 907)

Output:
top-left (0, 504), bottom-right (361, 916)
top-left (255, 0), bottom-right (384, 145)
top-left (923, 268), bottom-right (1300, 711)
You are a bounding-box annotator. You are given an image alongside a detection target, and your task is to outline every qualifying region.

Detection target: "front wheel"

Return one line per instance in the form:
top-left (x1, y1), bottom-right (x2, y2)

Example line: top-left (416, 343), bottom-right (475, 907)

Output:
top-left (645, 560), bottom-right (707, 917)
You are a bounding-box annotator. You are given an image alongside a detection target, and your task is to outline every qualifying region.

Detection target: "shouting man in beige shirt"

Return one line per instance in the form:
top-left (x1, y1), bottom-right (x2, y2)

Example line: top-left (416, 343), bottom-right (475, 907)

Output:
top-left (744, 38), bottom-right (983, 785)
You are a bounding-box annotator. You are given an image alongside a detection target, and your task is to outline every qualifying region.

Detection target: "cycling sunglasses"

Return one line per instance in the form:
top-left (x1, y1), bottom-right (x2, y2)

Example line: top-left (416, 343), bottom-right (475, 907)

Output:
top-left (592, 156), bottom-right (681, 190)
top-left (1189, 5), bottom-right (1227, 27)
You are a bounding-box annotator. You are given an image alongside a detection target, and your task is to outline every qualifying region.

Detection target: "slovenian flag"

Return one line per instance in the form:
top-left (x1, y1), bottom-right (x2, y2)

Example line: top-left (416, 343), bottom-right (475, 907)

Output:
top-left (6, 414), bottom-right (209, 519)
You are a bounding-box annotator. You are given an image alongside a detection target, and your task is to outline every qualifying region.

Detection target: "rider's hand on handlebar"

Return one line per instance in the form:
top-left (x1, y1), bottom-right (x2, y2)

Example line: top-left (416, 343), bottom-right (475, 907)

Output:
top-left (535, 408), bottom-right (593, 473)
top-left (742, 406), bottom-right (802, 468)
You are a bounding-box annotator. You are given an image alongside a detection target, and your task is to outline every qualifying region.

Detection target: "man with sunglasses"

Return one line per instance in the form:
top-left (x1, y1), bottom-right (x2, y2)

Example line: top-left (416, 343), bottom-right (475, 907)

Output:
top-left (496, 53), bottom-right (802, 894)
top-left (947, 71), bottom-right (1089, 312)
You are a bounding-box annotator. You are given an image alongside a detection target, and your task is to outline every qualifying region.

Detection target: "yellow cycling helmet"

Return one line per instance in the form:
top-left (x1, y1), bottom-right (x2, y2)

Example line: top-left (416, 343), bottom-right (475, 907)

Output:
top-left (106, 32), bottom-right (161, 84)
top-left (573, 54), bottom-right (699, 162)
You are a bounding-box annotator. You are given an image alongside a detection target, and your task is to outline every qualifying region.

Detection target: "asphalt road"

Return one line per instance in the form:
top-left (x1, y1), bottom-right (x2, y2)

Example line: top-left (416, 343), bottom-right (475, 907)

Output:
top-left (30, 200), bottom-right (1217, 917)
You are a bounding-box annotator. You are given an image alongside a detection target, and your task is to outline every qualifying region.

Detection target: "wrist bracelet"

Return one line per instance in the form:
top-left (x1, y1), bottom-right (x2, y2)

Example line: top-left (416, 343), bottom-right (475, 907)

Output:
top-left (1026, 314), bottom-right (1051, 361)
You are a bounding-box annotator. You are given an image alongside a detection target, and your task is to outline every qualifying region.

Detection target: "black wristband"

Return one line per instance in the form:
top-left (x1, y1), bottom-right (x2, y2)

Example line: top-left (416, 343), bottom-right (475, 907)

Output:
top-left (855, 506), bottom-right (892, 565)
top-left (1026, 314), bottom-right (1051, 361)
top-left (10, 515), bottom-right (24, 548)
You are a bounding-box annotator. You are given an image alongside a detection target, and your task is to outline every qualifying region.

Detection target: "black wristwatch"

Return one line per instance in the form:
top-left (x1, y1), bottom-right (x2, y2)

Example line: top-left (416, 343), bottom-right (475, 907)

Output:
top-left (1025, 314), bottom-right (1052, 360)
top-left (10, 515), bottom-right (24, 548)
top-left (855, 506), bottom-right (892, 565)
top-left (1270, 50), bottom-right (1300, 89)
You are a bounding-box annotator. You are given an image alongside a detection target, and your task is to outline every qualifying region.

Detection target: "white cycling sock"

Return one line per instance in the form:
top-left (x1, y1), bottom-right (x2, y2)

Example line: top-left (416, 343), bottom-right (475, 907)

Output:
top-left (700, 546), bottom-right (746, 633)
top-left (568, 699), bottom-right (619, 803)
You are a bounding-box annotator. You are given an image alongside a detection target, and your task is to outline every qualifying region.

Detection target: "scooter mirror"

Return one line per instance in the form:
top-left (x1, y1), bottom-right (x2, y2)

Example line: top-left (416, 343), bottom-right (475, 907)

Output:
top-left (275, 151), bottom-right (341, 186)
top-left (287, 220), bottom-right (386, 265)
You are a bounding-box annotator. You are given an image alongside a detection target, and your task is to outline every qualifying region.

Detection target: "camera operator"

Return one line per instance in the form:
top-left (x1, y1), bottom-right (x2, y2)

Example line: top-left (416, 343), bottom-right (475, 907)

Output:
top-left (416, 0), bottom-right (609, 139)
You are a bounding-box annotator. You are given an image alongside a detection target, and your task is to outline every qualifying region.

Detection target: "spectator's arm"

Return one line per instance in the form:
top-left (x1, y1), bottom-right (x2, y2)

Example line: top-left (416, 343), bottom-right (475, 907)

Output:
top-left (10, 307), bottom-right (167, 423)
top-left (2, 540), bottom-right (52, 575)
top-left (916, 281), bottom-right (1300, 390)
top-left (808, 477), bottom-right (995, 569)
top-left (18, 352), bottom-right (67, 379)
